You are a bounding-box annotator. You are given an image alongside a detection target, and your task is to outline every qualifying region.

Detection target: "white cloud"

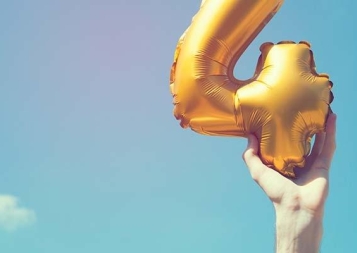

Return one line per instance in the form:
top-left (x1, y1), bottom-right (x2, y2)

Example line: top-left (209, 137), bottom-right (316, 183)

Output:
top-left (0, 194), bottom-right (36, 232)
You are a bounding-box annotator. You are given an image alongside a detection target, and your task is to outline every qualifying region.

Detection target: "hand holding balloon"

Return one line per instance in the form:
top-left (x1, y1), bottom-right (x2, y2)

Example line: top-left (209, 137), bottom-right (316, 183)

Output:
top-left (242, 113), bottom-right (336, 252)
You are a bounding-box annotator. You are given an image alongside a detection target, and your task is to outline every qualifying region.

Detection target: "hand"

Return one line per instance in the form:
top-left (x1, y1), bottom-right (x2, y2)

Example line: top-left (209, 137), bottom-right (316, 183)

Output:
top-left (242, 113), bottom-right (337, 253)
top-left (243, 113), bottom-right (336, 214)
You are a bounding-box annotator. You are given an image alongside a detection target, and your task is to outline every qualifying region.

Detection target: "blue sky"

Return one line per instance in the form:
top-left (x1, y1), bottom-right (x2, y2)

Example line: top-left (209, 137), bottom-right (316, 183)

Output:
top-left (0, 0), bottom-right (355, 252)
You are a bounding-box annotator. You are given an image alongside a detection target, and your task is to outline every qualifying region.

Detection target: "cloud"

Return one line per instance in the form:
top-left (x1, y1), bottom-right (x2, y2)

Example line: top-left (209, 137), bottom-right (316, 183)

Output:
top-left (0, 194), bottom-right (36, 232)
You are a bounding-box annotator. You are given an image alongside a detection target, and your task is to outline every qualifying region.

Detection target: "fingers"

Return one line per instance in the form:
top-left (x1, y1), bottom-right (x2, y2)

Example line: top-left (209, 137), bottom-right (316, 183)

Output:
top-left (320, 113), bottom-right (337, 161)
top-left (305, 132), bottom-right (326, 167)
top-left (242, 135), bottom-right (267, 181)
top-left (314, 113), bottom-right (337, 170)
top-left (310, 132), bottom-right (325, 157)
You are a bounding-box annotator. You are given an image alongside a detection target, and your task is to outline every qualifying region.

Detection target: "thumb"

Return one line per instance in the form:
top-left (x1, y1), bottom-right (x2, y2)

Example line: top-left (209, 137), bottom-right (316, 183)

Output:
top-left (242, 135), bottom-right (266, 181)
top-left (242, 134), bottom-right (259, 162)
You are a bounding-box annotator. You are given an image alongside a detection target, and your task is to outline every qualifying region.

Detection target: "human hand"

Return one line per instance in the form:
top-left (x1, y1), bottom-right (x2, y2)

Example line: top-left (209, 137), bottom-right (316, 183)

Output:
top-left (242, 113), bottom-right (336, 252)
top-left (243, 113), bottom-right (336, 213)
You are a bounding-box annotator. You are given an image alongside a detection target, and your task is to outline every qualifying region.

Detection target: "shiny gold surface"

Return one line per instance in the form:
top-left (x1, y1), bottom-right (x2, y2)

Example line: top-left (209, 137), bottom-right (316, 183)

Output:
top-left (169, 0), bottom-right (333, 177)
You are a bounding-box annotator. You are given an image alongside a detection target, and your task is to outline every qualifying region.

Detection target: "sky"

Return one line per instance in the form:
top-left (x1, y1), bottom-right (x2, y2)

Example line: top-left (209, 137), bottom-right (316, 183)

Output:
top-left (0, 0), bottom-right (356, 252)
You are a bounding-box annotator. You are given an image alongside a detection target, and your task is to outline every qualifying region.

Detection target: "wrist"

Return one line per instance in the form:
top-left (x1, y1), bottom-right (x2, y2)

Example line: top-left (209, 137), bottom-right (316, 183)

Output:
top-left (275, 206), bottom-right (324, 253)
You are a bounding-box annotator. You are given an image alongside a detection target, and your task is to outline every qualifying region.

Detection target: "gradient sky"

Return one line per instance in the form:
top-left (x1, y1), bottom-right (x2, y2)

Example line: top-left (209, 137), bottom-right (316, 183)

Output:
top-left (0, 0), bottom-right (356, 252)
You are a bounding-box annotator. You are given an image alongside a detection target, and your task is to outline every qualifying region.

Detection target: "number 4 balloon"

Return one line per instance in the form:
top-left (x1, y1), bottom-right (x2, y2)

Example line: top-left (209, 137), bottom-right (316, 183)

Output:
top-left (169, 0), bottom-right (333, 178)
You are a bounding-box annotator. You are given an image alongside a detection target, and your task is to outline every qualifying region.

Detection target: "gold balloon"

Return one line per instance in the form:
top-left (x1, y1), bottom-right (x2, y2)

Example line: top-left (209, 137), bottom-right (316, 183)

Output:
top-left (169, 0), bottom-right (334, 178)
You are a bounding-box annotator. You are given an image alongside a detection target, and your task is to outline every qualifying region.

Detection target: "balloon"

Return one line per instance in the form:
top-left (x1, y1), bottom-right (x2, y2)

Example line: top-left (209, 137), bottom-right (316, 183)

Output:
top-left (169, 0), bottom-right (334, 178)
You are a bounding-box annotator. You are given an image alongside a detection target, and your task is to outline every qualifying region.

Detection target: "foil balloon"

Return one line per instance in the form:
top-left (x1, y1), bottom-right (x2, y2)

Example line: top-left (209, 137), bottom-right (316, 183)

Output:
top-left (169, 0), bottom-right (334, 178)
